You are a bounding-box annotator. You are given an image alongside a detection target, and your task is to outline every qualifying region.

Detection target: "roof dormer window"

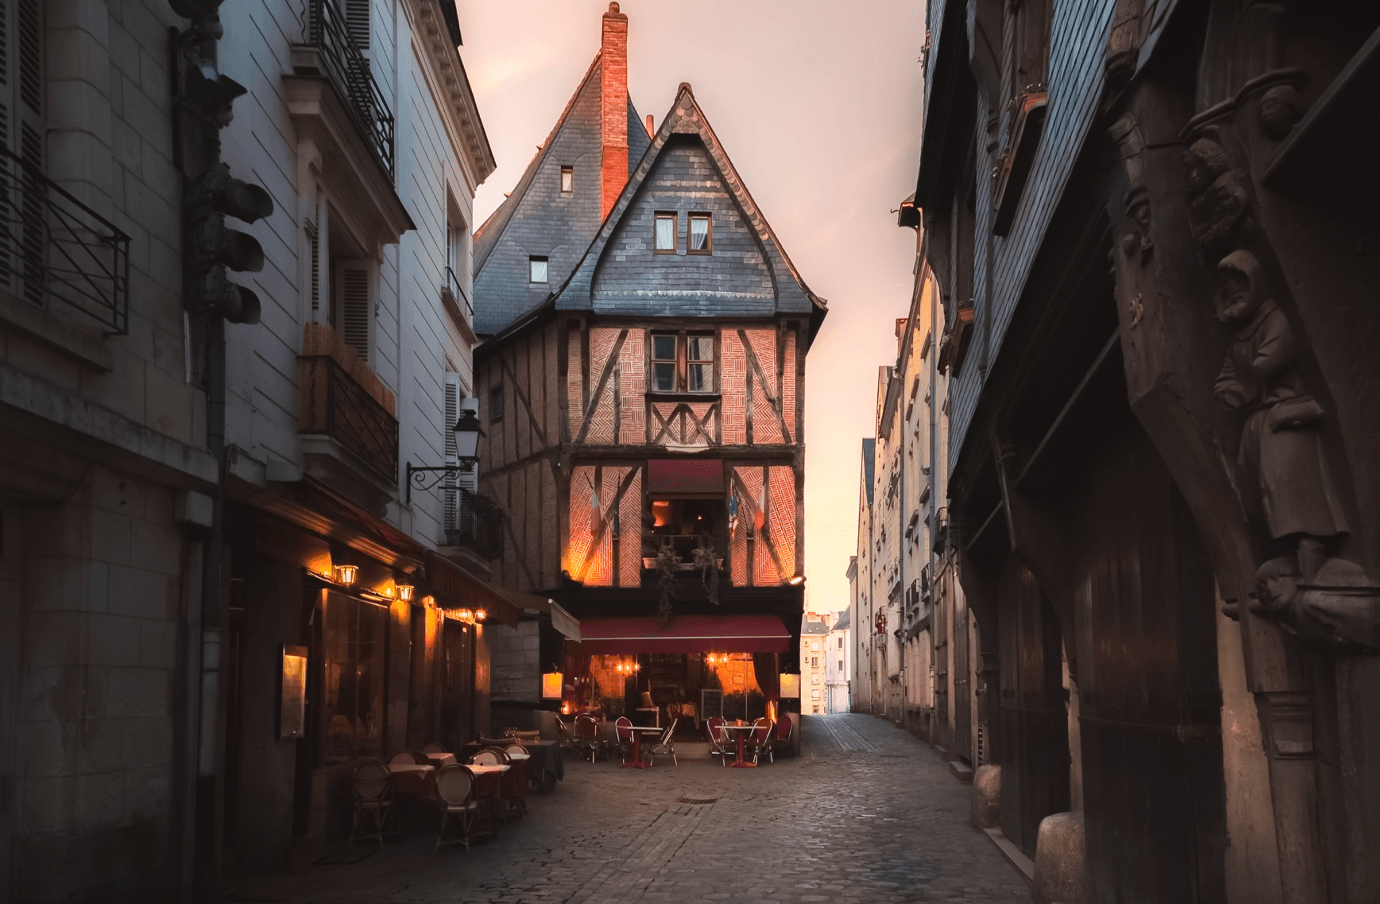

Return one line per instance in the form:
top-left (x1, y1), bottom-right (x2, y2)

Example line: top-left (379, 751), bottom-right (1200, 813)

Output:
top-left (688, 213), bottom-right (712, 254)
top-left (654, 212), bottom-right (677, 253)
top-left (560, 166), bottom-right (573, 194)
top-left (529, 256), bottom-right (548, 284)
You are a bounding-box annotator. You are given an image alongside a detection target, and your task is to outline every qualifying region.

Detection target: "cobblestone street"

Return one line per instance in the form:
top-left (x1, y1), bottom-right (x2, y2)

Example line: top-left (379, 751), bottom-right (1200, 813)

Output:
top-left (227, 715), bottom-right (1031, 904)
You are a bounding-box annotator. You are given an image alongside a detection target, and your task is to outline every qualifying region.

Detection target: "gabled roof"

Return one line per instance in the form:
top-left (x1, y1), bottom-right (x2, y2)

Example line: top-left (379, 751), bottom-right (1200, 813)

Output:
top-left (550, 84), bottom-right (827, 336)
top-left (801, 618), bottom-right (830, 635)
top-left (471, 50), bottom-right (649, 336)
top-left (832, 609), bottom-right (851, 632)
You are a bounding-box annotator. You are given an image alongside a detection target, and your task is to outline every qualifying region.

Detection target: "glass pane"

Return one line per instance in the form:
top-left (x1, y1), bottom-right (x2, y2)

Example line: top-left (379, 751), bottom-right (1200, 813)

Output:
top-left (689, 216), bottom-right (709, 250)
top-left (688, 363), bottom-right (711, 392)
top-left (654, 362), bottom-right (675, 391)
top-left (652, 335), bottom-right (676, 361)
top-left (561, 168), bottom-right (573, 192)
top-left (655, 215), bottom-right (676, 250)
top-left (687, 336), bottom-right (712, 361)
top-left (529, 258), bottom-right (547, 282)
top-left (323, 595), bottom-right (386, 764)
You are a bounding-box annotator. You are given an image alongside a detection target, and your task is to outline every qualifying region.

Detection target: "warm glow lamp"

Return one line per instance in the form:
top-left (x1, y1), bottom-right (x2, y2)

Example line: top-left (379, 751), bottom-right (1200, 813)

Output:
top-left (779, 673), bottom-right (801, 698)
top-left (542, 672), bottom-right (564, 700)
top-left (333, 564), bottom-right (358, 585)
top-left (397, 583), bottom-right (414, 602)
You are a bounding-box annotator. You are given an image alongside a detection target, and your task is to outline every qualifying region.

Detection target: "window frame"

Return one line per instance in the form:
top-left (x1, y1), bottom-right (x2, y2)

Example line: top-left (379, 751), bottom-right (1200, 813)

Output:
top-left (528, 255), bottom-right (548, 284)
top-left (646, 329), bottom-right (719, 395)
top-left (653, 211), bottom-right (678, 254)
top-left (687, 212), bottom-right (713, 255)
top-left (488, 384), bottom-right (504, 423)
top-left (560, 166), bottom-right (574, 194)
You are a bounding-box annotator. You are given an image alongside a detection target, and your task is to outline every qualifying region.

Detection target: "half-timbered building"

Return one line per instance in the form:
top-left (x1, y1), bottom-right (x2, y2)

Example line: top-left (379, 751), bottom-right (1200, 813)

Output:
top-left (471, 4), bottom-right (825, 734)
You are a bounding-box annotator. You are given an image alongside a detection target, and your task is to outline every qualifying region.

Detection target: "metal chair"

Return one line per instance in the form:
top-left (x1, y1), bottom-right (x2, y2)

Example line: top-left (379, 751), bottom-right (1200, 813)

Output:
top-left (389, 751), bottom-right (416, 767)
top-left (348, 757), bottom-right (396, 847)
top-left (750, 717), bottom-right (775, 764)
top-left (434, 764), bottom-right (481, 852)
top-left (422, 742), bottom-right (448, 754)
top-left (648, 717), bottom-right (678, 765)
top-left (707, 717), bottom-right (733, 766)
top-left (508, 729), bottom-right (541, 743)
top-left (773, 714), bottom-right (794, 759)
top-left (501, 744), bottom-right (529, 817)
top-left (574, 715), bottom-right (600, 762)
top-left (614, 716), bottom-right (634, 764)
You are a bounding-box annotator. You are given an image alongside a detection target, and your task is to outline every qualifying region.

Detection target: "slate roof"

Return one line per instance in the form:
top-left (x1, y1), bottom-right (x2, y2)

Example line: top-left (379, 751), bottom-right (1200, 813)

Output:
top-left (801, 618), bottom-right (830, 635)
top-left (550, 84), bottom-right (826, 329)
top-left (832, 609), bottom-right (850, 632)
top-left (861, 439), bottom-right (876, 505)
top-left (471, 50), bottom-right (650, 337)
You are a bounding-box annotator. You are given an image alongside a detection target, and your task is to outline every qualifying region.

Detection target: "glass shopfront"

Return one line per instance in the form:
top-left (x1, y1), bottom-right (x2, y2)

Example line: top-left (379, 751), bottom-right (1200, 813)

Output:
top-left (321, 592), bottom-right (388, 764)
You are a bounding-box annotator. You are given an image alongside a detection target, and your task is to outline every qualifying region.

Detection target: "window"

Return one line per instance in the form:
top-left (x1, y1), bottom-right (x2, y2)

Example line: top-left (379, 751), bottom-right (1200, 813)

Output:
top-left (334, 259), bottom-right (373, 363)
top-left (838, 638), bottom-right (843, 649)
top-left (649, 497), bottom-right (721, 563)
top-left (648, 332), bottom-right (718, 394)
top-left (654, 212), bottom-right (677, 253)
top-left (838, 659), bottom-right (843, 671)
top-left (529, 256), bottom-right (548, 283)
top-left (811, 674), bottom-right (820, 684)
top-left (810, 641), bottom-right (820, 652)
top-left (811, 689), bottom-right (820, 700)
top-left (322, 593), bottom-right (387, 764)
top-left (688, 213), bottom-right (712, 253)
top-left (488, 384), bottom-right (504, 423)
top-left (811, 657), bottom-right (818, 668)
top-left (560, 166), bottom-right (573, 193)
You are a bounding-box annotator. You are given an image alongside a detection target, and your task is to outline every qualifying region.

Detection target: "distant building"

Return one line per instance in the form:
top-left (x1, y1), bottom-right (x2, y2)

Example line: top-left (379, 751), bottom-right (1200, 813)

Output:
top-left (825, 609), bottom-right (851, 713)
top-left (800, 613), bottom-right (831, 714)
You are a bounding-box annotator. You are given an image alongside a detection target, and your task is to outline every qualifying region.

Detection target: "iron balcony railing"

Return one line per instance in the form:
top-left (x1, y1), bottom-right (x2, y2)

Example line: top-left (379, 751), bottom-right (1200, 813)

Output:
top-left (445, 488), bottom-right (504, 559)
top-left (442, 266), bottom-right (472, 323)
top-left (304, 0), bottom-right (396, 179)
top-left (0, 147), bottom-right (130, 334)
top-left (298, 354), bottom-right (399, 481)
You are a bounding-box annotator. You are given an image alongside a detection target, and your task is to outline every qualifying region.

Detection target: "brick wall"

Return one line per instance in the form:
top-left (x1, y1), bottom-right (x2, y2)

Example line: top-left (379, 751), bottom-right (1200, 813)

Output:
top-left (600, 3), bottom-right (629, 221)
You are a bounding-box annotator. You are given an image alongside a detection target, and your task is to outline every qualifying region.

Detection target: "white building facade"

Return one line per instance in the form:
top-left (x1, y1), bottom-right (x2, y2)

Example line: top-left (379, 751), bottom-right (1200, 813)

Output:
top-left (825, 609), bottom-right (851, 713)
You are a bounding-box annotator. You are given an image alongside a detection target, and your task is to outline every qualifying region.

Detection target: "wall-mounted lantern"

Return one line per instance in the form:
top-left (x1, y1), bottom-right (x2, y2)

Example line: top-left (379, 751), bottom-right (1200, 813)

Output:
top-left (779, 673), bottom-right (801, 698)
top-left (333, 563), bottom-right (358, 585)
top-left (542, 671), bottom-right (564, 700)
top-left (405, 409), bottom-right (484, 503)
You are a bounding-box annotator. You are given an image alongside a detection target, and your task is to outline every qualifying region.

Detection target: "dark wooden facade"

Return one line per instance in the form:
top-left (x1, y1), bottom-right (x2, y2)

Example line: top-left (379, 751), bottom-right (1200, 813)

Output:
top-left (918, 1), bottom-right (1380, 902)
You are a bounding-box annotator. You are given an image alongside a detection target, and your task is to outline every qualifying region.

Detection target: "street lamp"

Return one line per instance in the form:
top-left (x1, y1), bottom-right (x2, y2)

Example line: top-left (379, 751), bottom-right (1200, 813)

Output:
top-left (405, 409), bottom-right (484, 504)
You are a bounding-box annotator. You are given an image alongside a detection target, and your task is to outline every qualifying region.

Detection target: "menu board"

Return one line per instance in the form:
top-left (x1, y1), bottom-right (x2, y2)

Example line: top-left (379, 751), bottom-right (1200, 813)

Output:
top-left (279, 644), bottom-right (308, 740)
top-left (700, 688), bottom-right (723, 721)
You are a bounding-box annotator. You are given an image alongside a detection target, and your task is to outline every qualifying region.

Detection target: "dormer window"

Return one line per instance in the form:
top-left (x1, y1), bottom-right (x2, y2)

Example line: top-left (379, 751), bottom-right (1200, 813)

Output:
top-left (654, 212), bottom-right (677, 253)
top-left (688, 213), bottom-right (712, 254)
top-left (560, 166), bottom-right (573, 193)
top-left (529, 256), bottom-right (548, 284)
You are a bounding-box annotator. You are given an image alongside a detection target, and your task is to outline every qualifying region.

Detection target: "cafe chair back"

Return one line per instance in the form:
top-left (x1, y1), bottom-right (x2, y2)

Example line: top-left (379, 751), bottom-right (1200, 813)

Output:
top-left (422, 742), bottom-right (448, 754)
top-left (575, 715), bottom-right (600, 762)
top-left (434, 764), bottom-right (480, 852)
top-left (773, 714), bottom-right (794, 758)
top-left (470, 749), bottom-right (501, 766)
top-left (706, 717), bottom-right (732, 766)
top-left (649, 717), bottom-right (678, 766)
top-left (614, 716), bottom-right (634, 764)
top-left (348, 757), bottom-right (397, 847)
top-left (750, 717), bottom-right (774, 764)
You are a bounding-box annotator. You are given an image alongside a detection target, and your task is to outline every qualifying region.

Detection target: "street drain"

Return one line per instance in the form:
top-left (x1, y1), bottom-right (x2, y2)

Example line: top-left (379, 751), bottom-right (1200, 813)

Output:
top-left (678, 797), bottom-right (719, 805)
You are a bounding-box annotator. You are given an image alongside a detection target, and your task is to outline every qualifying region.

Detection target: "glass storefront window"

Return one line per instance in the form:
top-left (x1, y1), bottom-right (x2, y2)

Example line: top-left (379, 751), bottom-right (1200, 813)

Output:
top-left (322, 593), bottom-right (388, 764)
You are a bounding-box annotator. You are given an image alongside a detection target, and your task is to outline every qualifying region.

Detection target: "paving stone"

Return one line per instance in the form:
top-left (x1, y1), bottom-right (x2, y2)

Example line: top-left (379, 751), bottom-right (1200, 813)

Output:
top-left (226, 715), bottom-right (1031, 903)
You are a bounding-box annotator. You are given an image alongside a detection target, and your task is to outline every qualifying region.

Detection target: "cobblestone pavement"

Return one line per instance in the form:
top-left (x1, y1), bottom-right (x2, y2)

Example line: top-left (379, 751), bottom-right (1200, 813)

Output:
top-left (228, 714), bottom-right (1032, 904)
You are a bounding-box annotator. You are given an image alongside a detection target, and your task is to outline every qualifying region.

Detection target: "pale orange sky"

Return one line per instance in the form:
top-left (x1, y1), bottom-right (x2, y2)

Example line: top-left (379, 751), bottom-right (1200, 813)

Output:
top-left (458, 0), bottom-right (925, 614)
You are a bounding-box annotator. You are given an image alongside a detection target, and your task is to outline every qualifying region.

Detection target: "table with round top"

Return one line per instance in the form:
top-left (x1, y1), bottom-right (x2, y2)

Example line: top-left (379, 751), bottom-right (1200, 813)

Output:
top-left (721, 723), bottom-right (762, 768)
top-left (621, 726), bottom-right (664, 769)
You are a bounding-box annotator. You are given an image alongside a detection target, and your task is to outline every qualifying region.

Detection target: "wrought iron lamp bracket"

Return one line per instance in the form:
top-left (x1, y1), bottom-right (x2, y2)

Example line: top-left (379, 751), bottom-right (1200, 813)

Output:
top-left (405, 461), bottom-right (477, 504)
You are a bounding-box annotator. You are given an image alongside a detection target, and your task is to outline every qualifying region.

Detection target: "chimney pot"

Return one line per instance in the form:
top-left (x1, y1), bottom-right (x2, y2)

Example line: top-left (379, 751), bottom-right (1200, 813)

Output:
top-left (645, 114), bottom-right (654, 138)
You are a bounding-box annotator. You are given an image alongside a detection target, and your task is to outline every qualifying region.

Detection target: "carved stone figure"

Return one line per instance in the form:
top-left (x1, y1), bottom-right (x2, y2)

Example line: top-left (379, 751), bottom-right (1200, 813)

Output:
top-left (1252, 557), bottom-right (1380, 654)
top-left (1213, 251), bottom-right (1348, 582)
top-left (1257, 85), bottom-right (1302, 139)
top-left (1184, 137), bottom-right (1251, 255)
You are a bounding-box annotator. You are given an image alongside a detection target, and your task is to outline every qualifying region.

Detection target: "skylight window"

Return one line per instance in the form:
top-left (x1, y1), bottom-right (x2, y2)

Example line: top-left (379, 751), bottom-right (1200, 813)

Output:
top-left (529, 256), bottom-right (548, 284)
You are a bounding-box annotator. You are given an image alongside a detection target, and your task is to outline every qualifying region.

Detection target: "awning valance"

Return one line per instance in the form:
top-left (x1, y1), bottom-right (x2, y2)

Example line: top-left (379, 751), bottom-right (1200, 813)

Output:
top-left (426, 553), bottom-right (520, 626)
top-left (579, 615), bottom-right (790, 655)
top-left (495, 585), bottom-right (581, 642)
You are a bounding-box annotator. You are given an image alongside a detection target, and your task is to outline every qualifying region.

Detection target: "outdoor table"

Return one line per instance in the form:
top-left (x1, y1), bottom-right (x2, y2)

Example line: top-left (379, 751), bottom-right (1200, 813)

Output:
top-left (621, 726), bottom-right (663, 769)
top-left (459, 741), bottom-right (563, 791)
top-left (722, 724), bottom-right (760, 768)
top-left (388, 762), bottom-right (437, 796)
top-left (424, 752), bottom-right (456, 766)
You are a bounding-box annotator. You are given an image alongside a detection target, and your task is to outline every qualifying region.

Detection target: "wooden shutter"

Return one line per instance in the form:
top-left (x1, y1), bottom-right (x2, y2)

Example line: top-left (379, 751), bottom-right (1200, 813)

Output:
top-left (345, 0), bottom-right (370, 53)
top-left (443, 372), bottom-right (460, 531)
top-left (334, 259), bottom-right (372, 363)
top-left (306, 219), bottom-right (320, 316)
top-left (2, 0), bottom-right (43, 305)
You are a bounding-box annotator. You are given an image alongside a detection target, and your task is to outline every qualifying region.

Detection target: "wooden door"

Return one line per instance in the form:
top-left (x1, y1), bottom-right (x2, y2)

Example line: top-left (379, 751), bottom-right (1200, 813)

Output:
top-left (997, 557), bottom-right (1070, 859)
top-left (952, 594), bottom-right (972, 764)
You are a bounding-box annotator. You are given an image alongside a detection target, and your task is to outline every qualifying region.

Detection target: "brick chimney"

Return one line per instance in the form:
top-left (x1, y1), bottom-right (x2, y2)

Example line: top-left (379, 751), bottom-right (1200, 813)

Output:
top-left (600, 2), bottom-right (629, 221)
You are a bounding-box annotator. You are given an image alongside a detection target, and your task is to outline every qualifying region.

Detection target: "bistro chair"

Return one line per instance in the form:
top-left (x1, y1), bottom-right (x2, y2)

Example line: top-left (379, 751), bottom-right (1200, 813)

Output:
top-left (648, 717), bottom-right (678, 766)
top-left (574, 715), bottom-right (601, 762)
top-left (500, 744), bottom-right (529, 818)
top-left (614, 716), bottom-right (634, 764)
top-left (750, 717), bottom-right (774, 764)
top-left (422, 742), bottom-right (448, 754)
top-left (434, 764), bottom-right (481, 852)
top-left (773, 714), bottom-right (794, 759)
top-left (389, 751), bottom-right (416, 767)
top-left (405, 749), bottom-right (430, 765)
top-left (706, 717), bottom-right (733, 766)
top-left (348, 757), bottom-right (397, 847)
top-left (469, 748), bottom-right (508, 767)
top-left (508, 729), bottom-right (542, 743)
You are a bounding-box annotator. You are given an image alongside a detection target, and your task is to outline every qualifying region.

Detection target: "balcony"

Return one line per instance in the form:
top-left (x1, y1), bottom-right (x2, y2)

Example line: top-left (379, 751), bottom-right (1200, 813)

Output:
top-left (298, 331), bottom-right (398, 507)
top-left (0, 148), bottom-right (130, 334)
top-left (444, 488), bottom-right (505, 559)
top-left (441, 266), bottom-right (477, 344)
top-left (302, 0), bottom-right (394, 179)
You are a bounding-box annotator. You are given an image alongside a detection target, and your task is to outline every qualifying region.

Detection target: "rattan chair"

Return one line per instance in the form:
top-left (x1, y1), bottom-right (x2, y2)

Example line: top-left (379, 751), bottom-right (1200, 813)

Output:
top-left (434, 764), bottom-right (481, 852)
top-left (348, 757), bottom-right (396, 847)
top-left (422, 742), bottom-right (448, 754)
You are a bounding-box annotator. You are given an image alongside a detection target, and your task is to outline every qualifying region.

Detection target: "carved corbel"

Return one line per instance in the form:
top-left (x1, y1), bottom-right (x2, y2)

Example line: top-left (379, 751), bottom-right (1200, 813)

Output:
top-left (1107, 114), bottom-right (1153, 263)
top-left (1104, 0), bottom-right (1144, 88)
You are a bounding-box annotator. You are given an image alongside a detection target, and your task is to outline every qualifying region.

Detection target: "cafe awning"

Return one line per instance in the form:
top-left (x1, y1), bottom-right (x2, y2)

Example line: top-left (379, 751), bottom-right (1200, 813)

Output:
top-left (495, 585), bottom-right (581, 642)
top-left (578, 615), bottom-right (790, 655)
top-left (426, 552), bottom-right (520, 627)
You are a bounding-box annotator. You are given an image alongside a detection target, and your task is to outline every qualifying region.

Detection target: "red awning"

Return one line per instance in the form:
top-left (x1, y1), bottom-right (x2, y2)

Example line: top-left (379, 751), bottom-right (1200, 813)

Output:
top-left (647, 459), bottom-right (723, 495)
top-left (578, 615), bottom-right (790, 655)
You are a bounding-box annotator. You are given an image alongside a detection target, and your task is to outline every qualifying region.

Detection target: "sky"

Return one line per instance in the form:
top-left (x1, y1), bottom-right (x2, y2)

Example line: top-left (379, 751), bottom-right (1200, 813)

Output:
top-left (457, 0), bottom-right (926, 616)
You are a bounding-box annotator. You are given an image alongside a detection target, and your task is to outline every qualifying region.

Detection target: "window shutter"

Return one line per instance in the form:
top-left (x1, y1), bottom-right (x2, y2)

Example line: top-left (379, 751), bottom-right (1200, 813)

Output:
top-left (334, 259), bottom-right (371, 363)
top-left (345, 0), bottom-right (370, 53)
top-left (16, 0), bottom-right (40, 117)
top-left (306, 219), bottom-right (320, 315)
top-left (443, 372), bottom-right (460, 532)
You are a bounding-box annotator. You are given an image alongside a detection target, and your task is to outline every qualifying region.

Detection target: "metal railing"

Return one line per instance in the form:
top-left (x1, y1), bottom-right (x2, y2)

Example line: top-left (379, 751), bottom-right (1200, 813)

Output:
top-left (0, 148), bottom-right (130, 334)
top-left (304, 0), bottom-right (395, 179)
top-left (445, 488), bottom-right (504, 559)
top-left (443, 266), bottom-right (472, 323)
top-left (298, 354), bottom-right (399, 481)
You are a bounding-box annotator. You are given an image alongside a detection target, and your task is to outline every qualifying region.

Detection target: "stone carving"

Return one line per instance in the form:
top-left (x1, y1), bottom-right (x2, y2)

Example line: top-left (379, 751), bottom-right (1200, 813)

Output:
top-left (1257, 84), bottom-right (1302, 139)
top-left (1108, 114), bottom-right (1153, 262)
top-left (1184, 135), bottom-right (1252, 256)
top-left (1212, 251), bottom-right (1379, 652)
